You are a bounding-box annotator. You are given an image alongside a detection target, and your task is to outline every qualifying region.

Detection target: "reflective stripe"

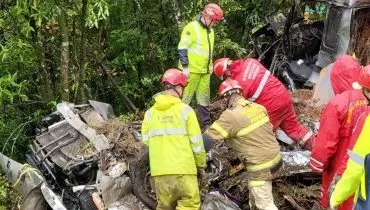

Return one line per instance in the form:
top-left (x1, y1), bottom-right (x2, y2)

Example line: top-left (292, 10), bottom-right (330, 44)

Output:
top-left (188, 21), bottom-right (210, 57)
top-left (248, 180), bottom-right (266, 187)
top-left (309, 163), bottom-right (323, 172)
top-left (190, 135), bottom-right (202, 143)
top-left (178, 46), bottom-right (188, 50)
top-left (299, 130), bottom-right (313, 145)
top-left (197, 101), bottom-right (209, 106)
top-left (145, 108), bottom-right (152, 121)
top-left (310, 157), bottom-right (324, 167)
top-left (192, 22), bottom-right (201, 46)
top-left (348, 150), bottom-right (364, 165)
top-left (236, 116), bottom-right (269, 137)
top-left (192, 145), bottom-right (204, 153)
top-left (181, 106), bottom-right (192, 125)
top-left (179, 38), bottom-right (192, 45)
top-left (249, 71), bottom-right (270, 102)
top-left (188, 48), bottom-right (209, 56)
top-left (211, 122), bottom-right (228, 138)
top-left (142, 135), bottom-right (149, 142)
top-left (148, 128), bottom-right (187, 137)
top-left (247, 153), bottom-right (281, 172)
top-left (196, 92), bottom-right (210, 106)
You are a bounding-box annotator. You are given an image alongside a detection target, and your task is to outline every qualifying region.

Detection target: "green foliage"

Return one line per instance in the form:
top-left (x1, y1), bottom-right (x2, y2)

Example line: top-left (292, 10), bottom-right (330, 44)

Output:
top-left (0, 0), bottom-right (293, 162)
top-left (86, 0), bottom-right (110, 28)
top-left (0, 73), bottom-right (28, 105)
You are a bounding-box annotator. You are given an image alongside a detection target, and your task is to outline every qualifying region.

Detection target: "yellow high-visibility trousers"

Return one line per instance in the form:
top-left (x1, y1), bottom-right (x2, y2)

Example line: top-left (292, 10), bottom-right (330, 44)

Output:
top-left (182, 73), bottom-right (210, 106)
top-left (153, 174), bottom-right (201, 210)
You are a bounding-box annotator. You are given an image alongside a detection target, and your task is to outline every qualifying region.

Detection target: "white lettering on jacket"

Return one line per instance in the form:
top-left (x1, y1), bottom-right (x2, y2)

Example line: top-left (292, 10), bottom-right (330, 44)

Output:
top-left (242, 61), bottom-right (259, 81)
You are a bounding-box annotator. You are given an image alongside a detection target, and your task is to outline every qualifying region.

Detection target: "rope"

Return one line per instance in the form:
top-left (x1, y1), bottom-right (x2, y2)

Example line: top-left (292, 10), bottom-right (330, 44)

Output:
top-left (13, 164), bottom-right (39, 187)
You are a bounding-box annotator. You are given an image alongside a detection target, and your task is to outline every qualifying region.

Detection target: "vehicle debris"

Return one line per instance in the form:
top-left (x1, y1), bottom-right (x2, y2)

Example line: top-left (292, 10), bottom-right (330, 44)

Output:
top-left (0, 94), bottom-right (323, 209)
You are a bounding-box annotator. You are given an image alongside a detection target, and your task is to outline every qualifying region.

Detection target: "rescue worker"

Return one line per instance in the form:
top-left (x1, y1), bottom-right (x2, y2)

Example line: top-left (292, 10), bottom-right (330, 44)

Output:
top-left (203, 78), bottom-right (283, 210)
top-left (330, 74), bottom-right (370, 208)
top-left (141, 69), bottom-right (206, 210)
top-left (178, 3), bottom-right (223, 129)
top-left (213, 57), bottom-right (315, 149)
top-left (310, 57), bottom-right (367, 210)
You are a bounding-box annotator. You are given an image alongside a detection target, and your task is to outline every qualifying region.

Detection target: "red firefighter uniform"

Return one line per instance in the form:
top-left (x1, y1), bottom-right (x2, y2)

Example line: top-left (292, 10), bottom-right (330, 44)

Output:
top-left (228, 58), bottom-right (312, 144)
top-left (310, 55), bottom-right (365, 209)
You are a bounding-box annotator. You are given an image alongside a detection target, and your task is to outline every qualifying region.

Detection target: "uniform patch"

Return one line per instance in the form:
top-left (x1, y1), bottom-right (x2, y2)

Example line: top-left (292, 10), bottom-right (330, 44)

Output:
top-left (186, 31), bottom-right (191, 36)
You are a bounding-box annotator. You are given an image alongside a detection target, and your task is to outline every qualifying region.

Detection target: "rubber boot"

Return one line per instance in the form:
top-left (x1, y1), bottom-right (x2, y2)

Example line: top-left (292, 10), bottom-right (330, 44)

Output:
top-left (198, 105), bottom-right (212, 131)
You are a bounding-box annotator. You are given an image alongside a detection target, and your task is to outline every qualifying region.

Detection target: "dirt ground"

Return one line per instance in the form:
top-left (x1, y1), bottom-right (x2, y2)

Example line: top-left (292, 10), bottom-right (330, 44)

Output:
top-left (350, 7), bottom-right (370, 65)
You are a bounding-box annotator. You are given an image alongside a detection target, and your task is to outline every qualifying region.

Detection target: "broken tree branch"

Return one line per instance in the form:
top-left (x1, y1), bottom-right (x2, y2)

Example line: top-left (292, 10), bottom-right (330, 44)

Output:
top-left (283, 195), bottom-right (306, 210)
top-left (98, 62), bottom-right (139, 113)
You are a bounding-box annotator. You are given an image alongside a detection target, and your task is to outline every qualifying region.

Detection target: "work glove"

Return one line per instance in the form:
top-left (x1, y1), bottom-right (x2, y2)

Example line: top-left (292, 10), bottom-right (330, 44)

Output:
top-left (182, 67), bottom-right (190, 78)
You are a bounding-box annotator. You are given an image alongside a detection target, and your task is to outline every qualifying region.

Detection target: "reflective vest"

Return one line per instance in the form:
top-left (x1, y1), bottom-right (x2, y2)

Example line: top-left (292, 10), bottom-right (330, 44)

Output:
top-left (141, 93), bottom-right (206, 176)
top-left (354, 154), bottom-right (370, 210)
top-left (178, 19), bottom-right (214, 74)
top-left (330, 114), bottom-right (370, 208)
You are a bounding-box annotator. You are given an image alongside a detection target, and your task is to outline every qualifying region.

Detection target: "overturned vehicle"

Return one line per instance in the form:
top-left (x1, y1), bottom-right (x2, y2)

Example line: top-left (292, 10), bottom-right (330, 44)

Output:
top-left (0, 100), bottom-right (321, 210)
top-left (251, 0), bottom-right (370, 91)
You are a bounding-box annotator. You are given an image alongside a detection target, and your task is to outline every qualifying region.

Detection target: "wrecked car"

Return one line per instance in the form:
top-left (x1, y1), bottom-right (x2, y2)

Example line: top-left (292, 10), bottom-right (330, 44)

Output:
top-left (0, 101), bottom-right (134, 210)
top-left (0, 99), bottom-right (319, 210)
top-left (252, 0), bottom-right (370, 92)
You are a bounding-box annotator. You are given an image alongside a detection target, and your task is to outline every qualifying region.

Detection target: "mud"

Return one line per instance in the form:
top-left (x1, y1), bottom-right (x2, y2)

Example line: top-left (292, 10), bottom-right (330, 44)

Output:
top-left (350, 7), bottom-right (370, 65)
top-left (94, 117), bottom-right (144, 161)
top-left (291, 89), bottom-right (323, 122)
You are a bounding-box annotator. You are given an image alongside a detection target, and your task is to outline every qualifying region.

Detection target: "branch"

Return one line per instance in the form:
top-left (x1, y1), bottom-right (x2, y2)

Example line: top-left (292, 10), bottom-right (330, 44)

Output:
top-left (97, 62), bottom-right (139, 113)
top-left (283, 195), bottom-right (306, 210)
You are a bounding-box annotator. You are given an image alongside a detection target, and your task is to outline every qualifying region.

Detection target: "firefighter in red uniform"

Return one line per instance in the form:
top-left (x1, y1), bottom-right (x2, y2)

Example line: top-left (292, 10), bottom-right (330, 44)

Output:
top-left (213, 57), bottom-right (315, 149)
top-left (310, 56), bottom-right (368, 210)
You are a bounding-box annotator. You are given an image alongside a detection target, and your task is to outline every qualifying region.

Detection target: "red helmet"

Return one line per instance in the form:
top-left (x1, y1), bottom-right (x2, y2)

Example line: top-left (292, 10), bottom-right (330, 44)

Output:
top-left (219, 78), bottom-right (242, 97)
top-left (358, 65), bottom-right (370, 89)
top-left (203, 3), bottom-right (224, 22)
top-left (161, 68), bottom-right (188, 87)
top-left (213, 58), bottom-right (230, 80)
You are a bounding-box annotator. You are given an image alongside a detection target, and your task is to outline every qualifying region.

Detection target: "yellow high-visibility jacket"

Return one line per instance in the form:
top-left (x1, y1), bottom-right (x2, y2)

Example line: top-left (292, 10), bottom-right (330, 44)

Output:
top-left (330, 113), bottom-right (370, 207)
top-left (178, 17), bottom-right (214, 74)
top-left (141, 92), bottom-right (206, 176)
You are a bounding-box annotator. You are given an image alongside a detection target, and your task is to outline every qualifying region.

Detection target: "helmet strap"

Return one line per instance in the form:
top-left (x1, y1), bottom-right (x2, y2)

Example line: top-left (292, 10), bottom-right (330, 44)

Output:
top-left (224, 91), bottom-right (241, 107)
top-left (201, 15), bottom-right (212, 29)
top-left (164, 83), bottom-right (183, 99)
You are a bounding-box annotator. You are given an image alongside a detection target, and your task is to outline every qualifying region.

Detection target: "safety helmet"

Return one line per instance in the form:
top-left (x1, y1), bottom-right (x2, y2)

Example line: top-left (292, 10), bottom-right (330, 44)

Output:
top-left (353, 65), bottom-right (370, 89)
top-left (203, 3), bottom-right (224, 22)
top-left (219, 78), bottom-right (242, 97)
top-left (161, 68), bottom-right (188, 87)
top-left (213, 58), bottom-right (230, 80)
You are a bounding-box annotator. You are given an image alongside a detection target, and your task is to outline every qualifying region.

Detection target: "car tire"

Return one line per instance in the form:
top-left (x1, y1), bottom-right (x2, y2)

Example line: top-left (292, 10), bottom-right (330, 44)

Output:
top-left (129, 147), bottom-right (156, 210)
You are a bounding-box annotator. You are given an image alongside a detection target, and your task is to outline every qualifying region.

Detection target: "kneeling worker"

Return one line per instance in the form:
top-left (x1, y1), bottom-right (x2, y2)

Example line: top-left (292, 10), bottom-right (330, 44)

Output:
top-left (203, 78), bottom-right (283, 210)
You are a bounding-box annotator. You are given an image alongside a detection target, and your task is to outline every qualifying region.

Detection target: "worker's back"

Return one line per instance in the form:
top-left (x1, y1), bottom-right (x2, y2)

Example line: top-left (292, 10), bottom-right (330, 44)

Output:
top-left (213, 95), bottom-right (280, 166)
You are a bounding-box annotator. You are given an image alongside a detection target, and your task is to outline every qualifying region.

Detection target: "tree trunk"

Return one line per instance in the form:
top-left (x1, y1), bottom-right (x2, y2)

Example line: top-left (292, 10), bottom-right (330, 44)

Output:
top-left (58, 7), bottom-right (69, 102)
top-left (77, 0), bottom-right (88, 102)
top-left (170, 0), bottom-right (182, 29)
top-left (133, 0), bottom-right (141, 11)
